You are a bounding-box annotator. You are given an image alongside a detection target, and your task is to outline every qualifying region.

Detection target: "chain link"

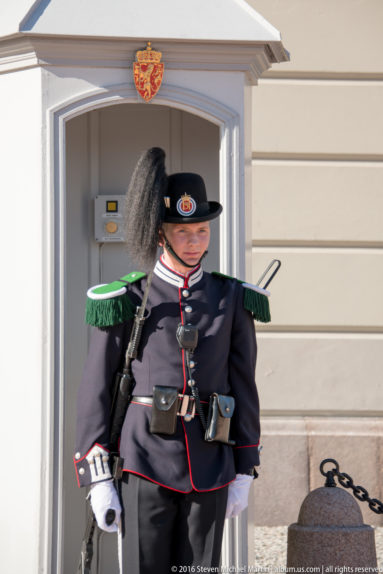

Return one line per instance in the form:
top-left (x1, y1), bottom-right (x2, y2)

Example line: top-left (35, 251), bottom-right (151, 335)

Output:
top-left (320, 458), bottom-right (383, 514)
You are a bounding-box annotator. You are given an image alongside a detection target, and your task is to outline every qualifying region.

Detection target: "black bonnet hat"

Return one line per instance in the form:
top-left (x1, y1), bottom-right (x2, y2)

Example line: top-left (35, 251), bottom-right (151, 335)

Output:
top-left (164, 172), bottom-right (222, 223)
top-left (123, 147), bottom-right (222, 268)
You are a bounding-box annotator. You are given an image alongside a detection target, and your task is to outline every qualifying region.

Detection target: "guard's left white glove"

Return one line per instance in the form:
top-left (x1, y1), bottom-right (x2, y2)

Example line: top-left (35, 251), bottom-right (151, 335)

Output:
top-left (225, 474), bottom-right (254, 519)
top-left (90, 479), bottom-right (122, 533)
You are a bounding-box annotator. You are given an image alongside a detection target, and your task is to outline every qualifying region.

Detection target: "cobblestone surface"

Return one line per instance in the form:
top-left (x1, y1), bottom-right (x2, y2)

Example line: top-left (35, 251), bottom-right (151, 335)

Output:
top-left (251, 527), bottom-right (383, 569)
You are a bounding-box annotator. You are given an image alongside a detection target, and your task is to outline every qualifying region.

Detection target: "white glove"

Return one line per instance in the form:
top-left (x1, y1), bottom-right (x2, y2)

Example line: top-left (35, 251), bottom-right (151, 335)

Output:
top-left (90, 479), bottom-right (122, 533)
top-left (225, 474), bottom-right (254, 519)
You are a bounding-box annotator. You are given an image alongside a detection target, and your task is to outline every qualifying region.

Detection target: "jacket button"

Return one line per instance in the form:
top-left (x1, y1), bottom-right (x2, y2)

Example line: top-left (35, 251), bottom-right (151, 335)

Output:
top-left (189, 360), bottom-right (195, 369)
top-left (79, 468), bottom-right (85, 475)
top-left (75, 452), bottom-right (81, 460)
top-left (185, 306), bottom-right (192, 313)
top-left (182, 289), bottom-right (189, 297)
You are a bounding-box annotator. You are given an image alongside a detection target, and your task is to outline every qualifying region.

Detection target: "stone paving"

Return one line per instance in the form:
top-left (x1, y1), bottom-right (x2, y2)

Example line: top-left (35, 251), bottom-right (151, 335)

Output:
top-left (251, 527), bottom-right (383, 569)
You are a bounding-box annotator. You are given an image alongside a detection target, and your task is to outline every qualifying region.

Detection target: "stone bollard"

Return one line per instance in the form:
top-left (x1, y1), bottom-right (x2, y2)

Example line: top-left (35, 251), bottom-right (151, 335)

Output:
top-left (287, 486), bottom-right (377, 568)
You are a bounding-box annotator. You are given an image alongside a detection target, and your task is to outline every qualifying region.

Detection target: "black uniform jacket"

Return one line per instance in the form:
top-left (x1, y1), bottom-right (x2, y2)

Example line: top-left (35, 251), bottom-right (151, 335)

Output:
top-left (74, 257), bottom-right (260, 493)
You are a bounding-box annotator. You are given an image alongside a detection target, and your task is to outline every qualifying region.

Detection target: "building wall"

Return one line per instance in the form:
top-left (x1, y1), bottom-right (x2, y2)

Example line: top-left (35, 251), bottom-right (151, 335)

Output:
top-left (246, 0), bottom-right (383, 535)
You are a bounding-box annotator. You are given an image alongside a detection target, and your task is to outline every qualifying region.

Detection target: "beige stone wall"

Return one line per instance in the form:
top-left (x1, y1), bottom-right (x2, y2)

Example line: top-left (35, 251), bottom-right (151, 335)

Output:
top-left (246, 0), bottom-right (383, 534)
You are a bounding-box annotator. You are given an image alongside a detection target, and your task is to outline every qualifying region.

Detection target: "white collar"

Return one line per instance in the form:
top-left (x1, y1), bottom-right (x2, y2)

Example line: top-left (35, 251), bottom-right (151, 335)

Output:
top-left (154, 256), bottom-right (203, 288)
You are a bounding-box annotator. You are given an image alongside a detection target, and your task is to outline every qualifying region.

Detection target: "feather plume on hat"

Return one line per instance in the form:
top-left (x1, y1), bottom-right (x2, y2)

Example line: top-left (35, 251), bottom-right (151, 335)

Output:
top-left (123, 147), bottom-right (167, 270)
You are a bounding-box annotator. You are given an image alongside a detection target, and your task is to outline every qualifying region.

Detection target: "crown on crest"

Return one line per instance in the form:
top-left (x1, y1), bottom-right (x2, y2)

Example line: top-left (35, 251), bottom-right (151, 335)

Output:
top-left (136, 42), bottom-right (162, 64)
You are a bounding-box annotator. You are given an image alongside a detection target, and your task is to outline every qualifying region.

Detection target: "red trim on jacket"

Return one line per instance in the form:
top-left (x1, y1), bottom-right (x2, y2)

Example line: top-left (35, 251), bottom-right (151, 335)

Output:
top-left (121, 469), bottom-right (235, 494)
top-left (74, 462), bottom-right (81, 488)
top-left (178, 282), bottom-right (196, 488)
top-left (179, 287), bottom-right (187, 396)
top-left (73, 442), bottom-right (110, 464)
top-left (234, 442), bottom-right (260, 449)
top-left (181, 416), bottom-right (198, 490)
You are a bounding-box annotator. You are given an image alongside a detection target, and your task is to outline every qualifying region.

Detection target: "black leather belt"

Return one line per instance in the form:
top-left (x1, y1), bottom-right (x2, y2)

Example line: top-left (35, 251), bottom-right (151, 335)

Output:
top-left (132, 394), bottom-right (197, 420)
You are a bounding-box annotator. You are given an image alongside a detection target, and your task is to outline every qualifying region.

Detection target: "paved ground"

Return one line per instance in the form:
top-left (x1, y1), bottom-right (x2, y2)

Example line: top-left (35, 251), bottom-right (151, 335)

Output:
top-left (251, 526), bottom-right (383, 569)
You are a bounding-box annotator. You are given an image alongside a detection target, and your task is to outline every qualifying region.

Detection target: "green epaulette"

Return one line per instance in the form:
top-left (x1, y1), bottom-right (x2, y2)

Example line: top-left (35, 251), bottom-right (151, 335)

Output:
top-left (212, 272), bottom-right (271, 323)
top-left (85, 271), bottom-right (146, 327)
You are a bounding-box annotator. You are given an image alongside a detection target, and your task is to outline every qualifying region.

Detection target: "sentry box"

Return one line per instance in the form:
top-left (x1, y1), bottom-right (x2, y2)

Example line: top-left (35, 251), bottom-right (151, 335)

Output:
top-left (94, 195), bottom-right (126, 242)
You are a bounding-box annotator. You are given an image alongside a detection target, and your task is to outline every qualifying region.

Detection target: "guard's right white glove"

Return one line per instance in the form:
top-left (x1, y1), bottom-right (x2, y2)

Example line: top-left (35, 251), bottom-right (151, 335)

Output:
top-left (90, 479), bottom-right (122, 533)
top-left (225, 474), bottom-right (254, 519)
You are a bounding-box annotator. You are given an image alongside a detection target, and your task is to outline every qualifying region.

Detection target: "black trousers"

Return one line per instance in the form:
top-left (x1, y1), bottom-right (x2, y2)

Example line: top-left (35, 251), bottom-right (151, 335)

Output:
top-left (120, 473), bottom-right (228, 574)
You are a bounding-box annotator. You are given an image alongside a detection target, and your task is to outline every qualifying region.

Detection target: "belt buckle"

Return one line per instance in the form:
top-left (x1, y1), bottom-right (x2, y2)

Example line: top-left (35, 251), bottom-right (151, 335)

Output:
top-left (178, 394), bottom-right (195, 421)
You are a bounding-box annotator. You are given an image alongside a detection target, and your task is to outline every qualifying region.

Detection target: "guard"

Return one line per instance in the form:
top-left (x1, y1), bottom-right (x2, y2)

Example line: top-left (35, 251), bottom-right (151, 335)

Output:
top-left (74, 147), bottom-right (266, 574)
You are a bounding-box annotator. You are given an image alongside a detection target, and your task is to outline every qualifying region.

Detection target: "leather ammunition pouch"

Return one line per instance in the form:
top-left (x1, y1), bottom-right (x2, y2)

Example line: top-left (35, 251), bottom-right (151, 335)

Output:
top-left (147, 386), bottom-right (235, 445)
top-left (205, 393), bottom-right (235, 446)
top-left (150, 385), bottom-right (179, 435)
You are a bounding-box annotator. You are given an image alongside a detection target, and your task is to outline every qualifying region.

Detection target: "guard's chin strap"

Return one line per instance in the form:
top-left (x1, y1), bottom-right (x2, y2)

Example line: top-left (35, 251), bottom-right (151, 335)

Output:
top-left (163, 235), bottom-right (208, 269)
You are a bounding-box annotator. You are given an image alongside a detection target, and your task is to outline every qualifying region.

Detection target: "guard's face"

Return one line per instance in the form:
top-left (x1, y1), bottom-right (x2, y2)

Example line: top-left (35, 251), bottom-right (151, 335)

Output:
top-left (161, 222), bottom-right (210, 271)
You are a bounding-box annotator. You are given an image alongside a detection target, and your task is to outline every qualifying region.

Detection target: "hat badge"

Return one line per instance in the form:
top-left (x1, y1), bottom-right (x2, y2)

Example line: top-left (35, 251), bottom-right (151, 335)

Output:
top-left (177, 193), bottom-right (197, 217)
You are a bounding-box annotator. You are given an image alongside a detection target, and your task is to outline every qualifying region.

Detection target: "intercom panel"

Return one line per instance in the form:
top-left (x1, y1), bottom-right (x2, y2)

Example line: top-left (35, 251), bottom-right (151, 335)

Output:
top-left (94, 195), bottom-right (126, 242)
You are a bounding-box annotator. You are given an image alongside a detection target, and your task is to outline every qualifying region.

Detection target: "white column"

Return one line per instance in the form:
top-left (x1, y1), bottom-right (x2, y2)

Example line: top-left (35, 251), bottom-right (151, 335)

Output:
top-left (0, 67), bottom-right (50, 573)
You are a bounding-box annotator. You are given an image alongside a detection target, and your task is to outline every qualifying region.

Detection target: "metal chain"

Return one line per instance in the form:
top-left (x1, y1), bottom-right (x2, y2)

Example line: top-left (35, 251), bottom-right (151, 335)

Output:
top-left (320, 458), bottom-right (383, 514)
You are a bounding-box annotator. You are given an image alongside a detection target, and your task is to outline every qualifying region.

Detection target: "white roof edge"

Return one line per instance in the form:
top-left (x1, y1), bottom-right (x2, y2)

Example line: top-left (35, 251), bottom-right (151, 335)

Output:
top-left (14, 0), bottom-right (286, 45)
top-left (233, 0), bottom-right (282, 42)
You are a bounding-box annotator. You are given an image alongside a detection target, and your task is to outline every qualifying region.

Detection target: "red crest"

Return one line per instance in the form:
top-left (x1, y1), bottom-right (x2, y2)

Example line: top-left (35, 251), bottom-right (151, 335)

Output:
top-left (134, 42), bottom-right (164, 102)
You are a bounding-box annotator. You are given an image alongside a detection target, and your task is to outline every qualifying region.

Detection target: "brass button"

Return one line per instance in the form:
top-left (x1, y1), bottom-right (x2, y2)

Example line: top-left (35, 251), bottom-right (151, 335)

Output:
top-left (182, 289), bottom-right (190, 297)
top-left (79, 468), bottom-right (85, 475)
top-left (75, 452), bottom-right (81, 460)
top-left (185, 306), bottom-right (192, 313)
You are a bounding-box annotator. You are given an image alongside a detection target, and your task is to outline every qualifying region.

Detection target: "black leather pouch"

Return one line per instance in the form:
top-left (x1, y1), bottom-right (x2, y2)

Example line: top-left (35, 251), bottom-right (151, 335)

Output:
top-left (150, 385), bottom-right (179, 435)
top-left (205, 393), bottom-right (235, 445)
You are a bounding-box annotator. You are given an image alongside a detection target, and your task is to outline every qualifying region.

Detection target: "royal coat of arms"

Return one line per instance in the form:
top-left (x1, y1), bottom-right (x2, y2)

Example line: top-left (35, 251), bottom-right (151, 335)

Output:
top-left (133, 42), bottom-right (164, 102)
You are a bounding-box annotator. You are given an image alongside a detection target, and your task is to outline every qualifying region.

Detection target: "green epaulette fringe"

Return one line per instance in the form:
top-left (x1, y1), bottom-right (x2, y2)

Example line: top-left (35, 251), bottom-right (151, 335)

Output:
top-left (243, 286), bottom-right (271, 323)
top-left (85, 271), bottom-right (146, 327)
top-left (86, 293), bottom-right (135, 328)
top-left (212, 271), bottom-right (271, 323)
